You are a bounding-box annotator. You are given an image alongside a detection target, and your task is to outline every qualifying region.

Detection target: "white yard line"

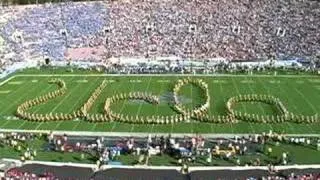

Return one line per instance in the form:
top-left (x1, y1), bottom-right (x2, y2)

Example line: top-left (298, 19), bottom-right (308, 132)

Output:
top-left (18, 81), bottom-right (54, 130)
top-left (223, 80), bottom-right (234, 134)
top-left (44, 76), bottom-right (97, 131)
top-left (74, 77), bottom-right (105, 132)
top-left (0, 76), bottom-right (16, 87)
top-left (0, 78), bottom-right (39, 114)
top-left (13, 74), bottom-right (319, 78)
top-left (76, 77), bottom-right (103, 131)
top-left (213, 80), bottom-right (225, 133)
top-left (52, 77), bottom-right (79, 130)
top-left (231, 77), bottom-right (253, 133)
top-left (130, 77), bottom-right (152, 132)
top-left (90, 122), bottom-right (98, 132)
top-left (250, 77), bottom-right (274, 131)
top-left (0, 76), bottom-right (17, 107)
top-left (271, 77), bottom-right (312, 133)
top-left (190, 77), bottom-right (194, 134)
top-left (0, 77), bottom-right (45, 129)
top-left (269, 77), bottom-right (297, 133)
top-left (152, 77), bottom-right (166, 133)
top-left (293, 88), bottom-right (318, 113)
top-left (0, 120), bottom-right (11, 128)
top-left (292, 87), bottom-right (317, 133)
top-left (109, 79), bottom-right (128, 132)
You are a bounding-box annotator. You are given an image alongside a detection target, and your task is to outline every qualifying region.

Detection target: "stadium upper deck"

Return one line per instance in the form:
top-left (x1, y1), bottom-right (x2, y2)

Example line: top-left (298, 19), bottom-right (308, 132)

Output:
top-left (0, 0), bottom-right (319, 67)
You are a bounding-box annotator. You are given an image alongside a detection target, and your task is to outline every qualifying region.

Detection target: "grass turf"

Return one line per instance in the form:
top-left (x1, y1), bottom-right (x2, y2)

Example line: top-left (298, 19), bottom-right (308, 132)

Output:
top-left (0, 72), bottom-right (320, 134)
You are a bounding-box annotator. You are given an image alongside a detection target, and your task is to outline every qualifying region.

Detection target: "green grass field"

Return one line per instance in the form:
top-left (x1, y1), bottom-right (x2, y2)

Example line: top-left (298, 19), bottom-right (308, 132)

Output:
top-left (0, 71), bottom-right (320, 134)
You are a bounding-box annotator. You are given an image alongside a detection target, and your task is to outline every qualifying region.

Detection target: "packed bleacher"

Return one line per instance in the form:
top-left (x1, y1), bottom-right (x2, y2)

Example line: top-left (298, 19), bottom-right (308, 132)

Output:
top-left (0, 0), bottom-right (319, 73)
top-left (108, 0), bottom-right (320, 60)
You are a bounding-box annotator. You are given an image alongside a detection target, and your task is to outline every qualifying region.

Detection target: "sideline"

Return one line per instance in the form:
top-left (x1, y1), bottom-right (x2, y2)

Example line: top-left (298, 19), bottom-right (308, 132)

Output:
top-left (0, 73), bottom-right (318, 87)
top-left (11, 74), bottom-right (320, 78)
top-left (0, 129), bottom-right (319, 137)
top-left (0, 76), bottom-right (16, 87)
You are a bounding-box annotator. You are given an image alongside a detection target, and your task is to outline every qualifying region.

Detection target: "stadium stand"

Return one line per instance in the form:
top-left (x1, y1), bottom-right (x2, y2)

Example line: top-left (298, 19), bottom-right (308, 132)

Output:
top-left (0, 0), bottom-right (319, 70)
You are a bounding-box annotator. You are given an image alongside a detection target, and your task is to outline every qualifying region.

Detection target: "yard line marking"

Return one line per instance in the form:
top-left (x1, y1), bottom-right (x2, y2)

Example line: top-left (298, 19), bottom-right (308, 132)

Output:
top-left (27, 79), bottom-right (60, 130)
top-left (71, 120), bottom-right (81, 131)
top-left (213, 79), bottom-right (225, 133)
top-left (219, 80), bottom-right (234, 133)
top-left (14, 74), bottom-right (319, 78)
top-left (308, 79), bottom-right (320, 83)
top-left (7, 81), bottom-right (23, 85)
top-left (0, 90), bottom-right (11, 94)
top-left (76, 79), bottom-right (88, 83)
top-left (69, 77), bottom-right (102, 131)
top-left (255, 77), bottom-right (274, 131)
top-left (1, 77), bottom-right (48, 129)
top-left (17, 121), bottom-right (29, 130)
top-left (53, 76), bottom-right (80, 130)
top-left (152, 76), bottom-right (166, 133)
top-left (128, 78), bottom-right (138, 133)
top-left (0, 76), bottom-right (16, 87)
top-left (51, 77), bottom-right (80, 112)
top-left (146, 76), bottom-right (153, 133)
top-left (110, 78), bottom-right (128, 132)
top-left (270, 76), bottom-right (300, 133)
top-left (91, 123), bottom-right (98, 132)
top-left (292, 87), bottom-right (317, 133)
top-left (190, 77), bottom-right (194, 134)
top-left (157, 80), bottom-right (170, 83)
top-left (53, 76), bottom-right (99, 131)
top-left (231, 77), bottom-right (253, 133)
top-left (0, 78), bottom-right (40, 115)
top-left (67, 76), bottom-right (96, 113)
top-left (0, 120), bottom-right (11, 128)
top-left (111, 78), bottom-right (135, 132)
top-left (293, 87), bottom-right (318, 113)
top-left (131, 77), bottom-right (152, 133)
top-left (245, 77), bottom-right (270, 128)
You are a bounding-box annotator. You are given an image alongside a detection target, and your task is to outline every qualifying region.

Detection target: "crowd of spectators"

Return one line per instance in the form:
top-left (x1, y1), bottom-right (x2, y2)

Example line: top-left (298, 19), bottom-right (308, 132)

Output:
top-left (0, 0), bottom-right (318, 71)
top-left (0, 1), bottom-right (107, 62)
top-left (108, 0), bottom-right (320, 60)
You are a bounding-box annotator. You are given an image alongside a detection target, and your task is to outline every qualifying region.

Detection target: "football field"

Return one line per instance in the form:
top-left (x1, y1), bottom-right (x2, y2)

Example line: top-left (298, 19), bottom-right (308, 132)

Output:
top-left (0, 72), bottom-right (320, 134)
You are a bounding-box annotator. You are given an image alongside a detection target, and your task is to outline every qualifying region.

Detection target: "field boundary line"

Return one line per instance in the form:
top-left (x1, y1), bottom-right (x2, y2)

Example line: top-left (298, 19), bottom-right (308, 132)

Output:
top-left (0, 76), bottom-right (16, 87)
top-left (0, 129), bottom-right (319, 137)
top-left (12, 74), bottom-right (320, 78)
